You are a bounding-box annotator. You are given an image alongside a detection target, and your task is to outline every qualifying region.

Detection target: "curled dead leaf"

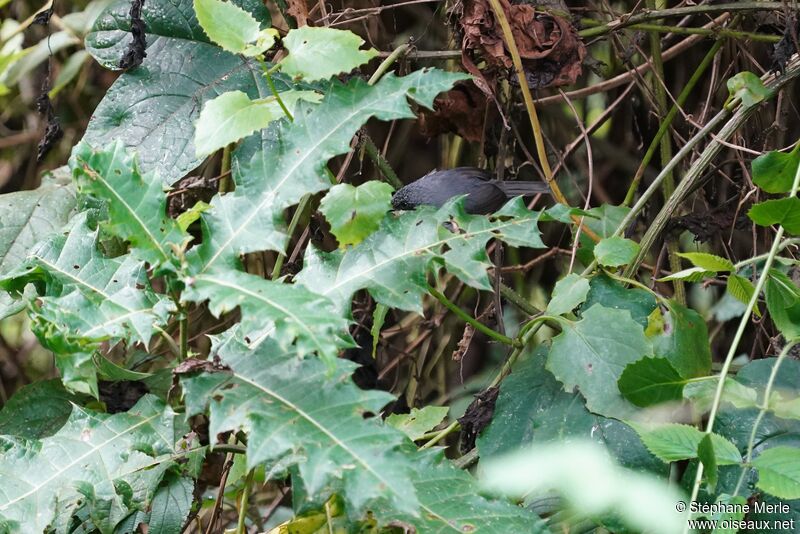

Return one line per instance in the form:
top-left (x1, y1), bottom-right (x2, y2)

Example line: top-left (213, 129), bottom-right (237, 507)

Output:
top-left (418, 81), bottom-right (490, 142)
top-left (453, 0), bottom-right (585, 93)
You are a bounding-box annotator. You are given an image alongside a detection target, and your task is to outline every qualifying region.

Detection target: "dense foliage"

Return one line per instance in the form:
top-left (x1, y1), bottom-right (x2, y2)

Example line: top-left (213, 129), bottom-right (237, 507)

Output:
top-left (1, 0), bottom-right (800, 533)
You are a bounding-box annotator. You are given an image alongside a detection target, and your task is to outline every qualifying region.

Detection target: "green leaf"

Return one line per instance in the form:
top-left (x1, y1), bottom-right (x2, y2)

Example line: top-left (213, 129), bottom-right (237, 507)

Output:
top-left (180, 334), bottom-right (418, 517)
top-left (319, 181), bottom-right (394, 247)
top-left (765, 270), bottom-right (800, 340)
top-left (0, 213), bottom-right (173, 395)
top-left (752, 145), bottom-right (800, 194)
top-left (181, 269), bottom-right (350, 362)
top-left (298, 198), bottom-right (544, 314)
top-left (194, 89), bottom-right (321, 157)
top-left (546, 304), bottom-right (652, 419)
top-left (657, 266), bottom-right (714, 282)
top-left (0, 396), bottom-right (187, 534)
top-left (386, 406), bottom-right (448, 441)
top-left (593, 236), bottom-right (640, 267)
top-left (181, 334), bottom-right (544, 532)
top-left (481, 441), bottom-right (686, 534)
top-left (0, 173), bottom-right (76, 277)
top-left (618, 357), bottom-right (687, 407)
top-left (648, 301), bottom-right (712, 378)
top-left (189, 70), bottom-right (468, 273)
top-left (677, 252), bottom-right (734, 273)
top-left (752, 446), bottom-right (800, 499)
top-left (683, 378), bottom-right (758, 413)
top-left (697, 434), bottom-right (718, 491)
top-left (94, 353), bottom-right (152, 381)
top-left (84, 0), bottom-right (276, 183)
top-left (748, 197), bottom-right (800, 235)
top-left (279, 26), bottom-right (377, 81)
top-left (726, 71), bottom-right (770, 108)
top-left (546, 273), bottom-right (590, 316)
top-left (70, 141), bottom-right (189, 271)
top-left (727, 273), bottom-right (760, 317)
top-left (176, 201), bottom-right (210, 232)
top-left (0, 380), bottom-right (79, 439)
top-left (147, 473), bottom-right (194, 534)
top-left (581, 274), bottom-right (657, 328)
top-left (478, 350), bottom-right (666, 475)
top-left (193, 0), bottom-right (271, 55)
top-left (371, 303), bottom-right (388, 359)
top-left (635, 423), bottom-right (741, 465)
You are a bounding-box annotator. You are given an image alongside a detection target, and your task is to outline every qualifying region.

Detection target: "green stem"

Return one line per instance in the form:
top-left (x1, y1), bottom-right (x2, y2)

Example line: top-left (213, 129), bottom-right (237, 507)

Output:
top-left (499, 282), bottom-right (542, 316)
top-left (734, 238), bottom-right (800, 269)
top-left (362, 135), bottom-right (404, 189)
top-left (488, 320), bottom-right (544, 388)
top-left (580, 18), bottom-right (780, 42)
top-left (732, 340), bottom-right (799, 497)
top-left (236, 470), bottom-right (255, 534)
top-left (623, 39), bottom-right (723, 206)
top-left (264, 66), bottom-right (293, 122)
top-left (420, 421), bottom-right (460, 449)
top-left (578, 3), bottom-right (789, 39)
top-left (684, 140), bottom-right (800, 533)
top-left (428, 285), bottom-right (520, 347)
top-left (271, 194), bottom-right (310, 279)
top-left (219, 145), bottom-right (232, 193)
top-left (368, 44), bottom-right (410, 85)
top-left (647, 0), bottom-right (684, 304)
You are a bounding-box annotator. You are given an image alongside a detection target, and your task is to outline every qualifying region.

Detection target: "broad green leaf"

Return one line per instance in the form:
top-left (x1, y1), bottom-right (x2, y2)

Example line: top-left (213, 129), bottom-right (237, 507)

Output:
top-left (193, 0), bottom-right (270, 55)
top-left (0, 380), bottom-right (79, 439)
top-left (618, 357), bottom-right (687, 407)
top-left (319, 181), bottom-right (394, 247)
top-left (546, 273), bottom-right (590, 316)
top-left (181, 334), bottom-right (543, 532)
top-left (697, 434), bottom-right (718, 491)
top-left (683, 378), bottom-right (758, 414)
top-left (765, 270), bottom-right (800, 340)
top-left (635, 424), bottom-right (741, 465)
top-left (70, 141), bottom-right (189, 271)
top-left (748, 197), bottom-right (800, 235)
top-left (593, 236), bottom-right (640, 267)
top-left (546, 304), bottom-right (652, 419)
top-left (657, 266), bottom-right (714, 282)
top-left (94, 353), bottom-right (152, 381)
top-left (0, 396), bottom-right (187, 534)
top-left (0, 173), bottom-right (76, 277)
top-left (481, 442), bottom-right (686, 534)
top-left (752, 145), bottom-right (800, 194)
top-left (189, 70), bottom-right (468, 273)
top-left (478, 350), bottom-right (666, 475)
top-left (180, 334), bottom-right (418, 518)
top-left (194, 89), bottom-right (321, 157)
top-left (581, 274), bottom-right (657, 328)
top-left (647, 301), bottom-right (712, 378)
top-left (147, 473), bottom-right (194, 534)
top-left (727, 273), bottom-right (760, 317)
top-left (298, 198), bottom-right (544, 314)
top-left (279, 26), bottom-right (378, 81)
top-left (382, 449), bottom-right (547, 533)
top-left (576, 204), bottom-right (629, 264)
top-left (752, 447), bottom-right (800, 499)
top-left (181, 269), bottom-right (350, 361)
top-left (84, 0), bottom-right (275, 183)
top-left (726, 71), bottom-right (770, 108)
top-left (386, 406), bottom-right (448, 441)
top-left (0, 214), bottom-right (172, 395)
top-left (677, 252), bottom-right (734, 273)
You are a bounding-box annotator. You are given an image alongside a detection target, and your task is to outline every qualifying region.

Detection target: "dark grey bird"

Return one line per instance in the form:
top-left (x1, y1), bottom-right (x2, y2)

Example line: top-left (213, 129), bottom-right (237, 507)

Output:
top-left (391, 167), bottom-right (550, 215)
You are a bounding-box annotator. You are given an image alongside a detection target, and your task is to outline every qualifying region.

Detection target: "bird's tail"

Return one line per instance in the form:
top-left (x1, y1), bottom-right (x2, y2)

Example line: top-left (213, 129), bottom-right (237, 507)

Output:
top-left (495, 181), bottom-right (551, 197)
